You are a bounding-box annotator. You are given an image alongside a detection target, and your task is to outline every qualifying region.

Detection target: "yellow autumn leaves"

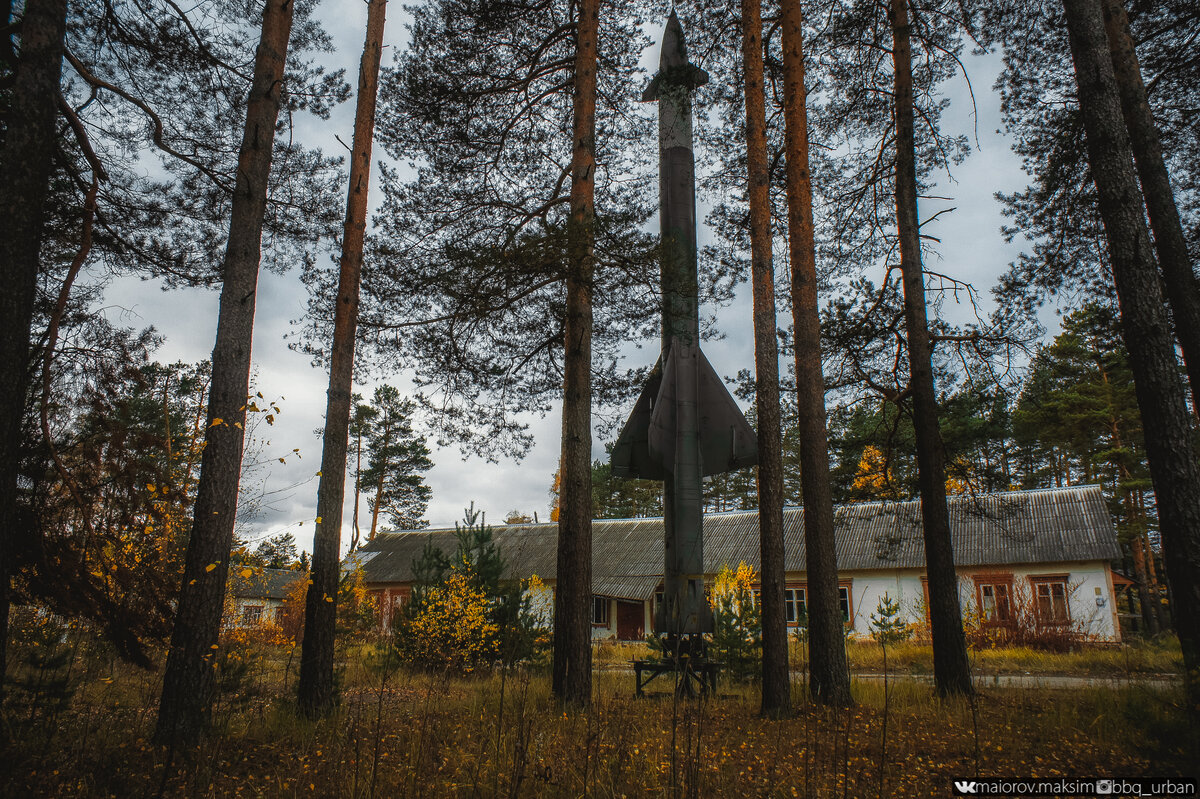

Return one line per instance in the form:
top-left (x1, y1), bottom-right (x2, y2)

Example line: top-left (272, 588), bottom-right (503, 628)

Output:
top-left (395, 570), bottom-right (500, 674)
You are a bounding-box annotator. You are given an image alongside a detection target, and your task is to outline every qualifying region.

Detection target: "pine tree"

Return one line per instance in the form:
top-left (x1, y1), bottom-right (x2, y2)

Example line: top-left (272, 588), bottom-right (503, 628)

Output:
top-left (359, 386), bottom-right (433, 534)
top-left (1098, 0), bottom-right (1200, 410)
top-left (780, 0), bottom-right (851, 707)
top-left (348, 396), bottom-right (378, 552)
top-left (155, 0), bottom-right (295, 745)
top-left (0, 0), bottom-right (68, 695)
top-left (740, 0), bottom-right (789, 715)
top-left (1013, 303), bottom-right (1159, 632)
top-left (889, 0), bottom-right (972, 697)
top-left (300, 0), bottom-right (388, 720)
top-left (553, 0), bottom-right (599, 708)
top-left (1061, 0), bottom-right (1200, 706)
top-left (985, 0), bottom-right (1199, 329)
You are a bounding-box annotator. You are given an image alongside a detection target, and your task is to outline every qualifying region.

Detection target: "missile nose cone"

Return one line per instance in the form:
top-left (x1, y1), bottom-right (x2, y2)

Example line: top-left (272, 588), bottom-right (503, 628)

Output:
top-left (660, 10), bottom-right (689, 69)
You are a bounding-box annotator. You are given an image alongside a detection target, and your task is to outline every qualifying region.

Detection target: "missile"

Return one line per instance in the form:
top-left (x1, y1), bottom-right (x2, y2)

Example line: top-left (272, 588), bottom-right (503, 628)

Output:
top-left (611, 12), bottom-right (757, 638)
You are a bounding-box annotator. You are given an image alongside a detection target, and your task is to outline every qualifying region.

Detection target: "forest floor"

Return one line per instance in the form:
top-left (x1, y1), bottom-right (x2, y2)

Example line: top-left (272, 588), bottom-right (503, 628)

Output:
top-left (2, 637), bottom-right (1195, 798)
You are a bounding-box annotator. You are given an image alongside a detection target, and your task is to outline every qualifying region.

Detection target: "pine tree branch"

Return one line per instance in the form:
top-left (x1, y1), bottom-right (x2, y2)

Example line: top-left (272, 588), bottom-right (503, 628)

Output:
top-left (63, 47), bottom-right (233, 192)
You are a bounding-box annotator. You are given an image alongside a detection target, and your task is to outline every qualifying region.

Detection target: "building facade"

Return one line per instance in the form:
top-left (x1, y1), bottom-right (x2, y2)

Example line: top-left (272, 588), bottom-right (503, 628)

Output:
top-left (227, 567), bottom-right (307, 628)
top-left (345, 485), bottom-right (1123, 642)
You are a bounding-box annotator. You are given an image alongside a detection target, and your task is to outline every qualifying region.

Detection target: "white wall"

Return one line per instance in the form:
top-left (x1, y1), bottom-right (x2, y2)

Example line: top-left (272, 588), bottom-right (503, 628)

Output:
top-left (230, 597), bottom-right (287, 628)
top-left (836, 561), bottom-right (1119, 642)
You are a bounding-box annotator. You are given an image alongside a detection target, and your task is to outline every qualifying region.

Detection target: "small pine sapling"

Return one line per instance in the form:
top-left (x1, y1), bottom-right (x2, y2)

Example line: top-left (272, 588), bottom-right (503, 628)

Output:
top-left (869, 591), bottom-right (910, 799)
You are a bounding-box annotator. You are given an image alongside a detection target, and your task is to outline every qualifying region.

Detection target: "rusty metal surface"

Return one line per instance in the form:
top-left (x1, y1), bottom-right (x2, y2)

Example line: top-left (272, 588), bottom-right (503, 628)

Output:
top-left (353, 485), bottom-right (1120, 597)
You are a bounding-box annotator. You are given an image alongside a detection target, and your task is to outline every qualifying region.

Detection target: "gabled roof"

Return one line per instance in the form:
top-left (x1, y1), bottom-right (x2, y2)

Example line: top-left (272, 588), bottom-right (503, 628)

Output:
top-left (349, 485), bottom-right (1120, 600)
top-left (229, 567), bottom-right (308, 600)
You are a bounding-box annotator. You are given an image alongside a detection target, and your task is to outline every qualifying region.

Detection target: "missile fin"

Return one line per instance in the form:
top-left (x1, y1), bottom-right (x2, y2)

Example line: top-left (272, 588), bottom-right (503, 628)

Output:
top-left (640, 75), bottom-right (662, 102)
top-left (611, 346), bottom-right (758, 479)
top-left (695, 348), bottom-right (758, 475)
top-left (610, 359), bottom-right (665, 480)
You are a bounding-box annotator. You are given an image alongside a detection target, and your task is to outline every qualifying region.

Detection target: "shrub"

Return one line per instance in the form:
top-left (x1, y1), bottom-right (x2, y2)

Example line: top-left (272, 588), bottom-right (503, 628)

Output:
top-left (393, 567), bottom-right (501, 673)
top-left (391, 504), bottom-right (548, 673)
top-left (964, 579), bottom-right (1090, 653)
top-left (708, 562), bottom-right (762, 682)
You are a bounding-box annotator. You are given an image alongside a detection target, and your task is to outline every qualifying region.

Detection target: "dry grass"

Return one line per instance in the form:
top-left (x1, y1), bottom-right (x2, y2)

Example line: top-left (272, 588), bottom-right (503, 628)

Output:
top-left (838, 636), bottom-right (1182, 676)
top-left (2, 637), bottom-right (1195, 798)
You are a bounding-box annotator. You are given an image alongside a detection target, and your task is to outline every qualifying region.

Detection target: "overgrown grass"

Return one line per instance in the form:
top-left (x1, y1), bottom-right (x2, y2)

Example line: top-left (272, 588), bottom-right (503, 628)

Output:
top-left (841, 636), bottom-right (1182, 676)
top-left (594, 635), bottom-right (1182, 678)
top-left (2, 635), bottom-right (1194, 798)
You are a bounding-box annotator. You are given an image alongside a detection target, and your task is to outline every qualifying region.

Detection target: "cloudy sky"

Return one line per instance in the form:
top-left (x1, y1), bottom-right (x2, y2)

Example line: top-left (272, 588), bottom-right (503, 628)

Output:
top-left (101, 2), bottom-right (1036, 553)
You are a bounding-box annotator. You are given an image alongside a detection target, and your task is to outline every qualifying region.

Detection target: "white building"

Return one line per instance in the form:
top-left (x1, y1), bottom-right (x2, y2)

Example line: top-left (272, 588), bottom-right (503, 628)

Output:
top-left (349, 485), bottom-right (1123, 643)
top-left (227, 567), bottom-right (307, 628)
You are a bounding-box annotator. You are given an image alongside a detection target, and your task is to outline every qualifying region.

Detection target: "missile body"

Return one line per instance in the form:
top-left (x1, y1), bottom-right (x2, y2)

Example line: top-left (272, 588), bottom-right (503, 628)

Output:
top-left (611, 13), bottom-right (757, 637)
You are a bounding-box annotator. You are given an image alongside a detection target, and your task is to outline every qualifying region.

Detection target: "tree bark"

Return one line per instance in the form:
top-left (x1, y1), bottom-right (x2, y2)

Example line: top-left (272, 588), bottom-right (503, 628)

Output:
top-left (552, 0), bottom-right (598, 708)
top-left (889, 0), bottom-right (972, 698)
top-left (1100, 0), bottom-right (1200, 413)
top-left (741, 0), bottom-right (788, 717)
top-left (368, 416), bottom-right (391, 539)
top-left (298, 0), bottom-right (386, 720)
top-left (0, 0), bottom-right (68, 699)
top-left (1142, 528), bottom-right (1169, 632)
top-left (1062, 0), bottom-right (1200, 708)
top-left (1130, 530), bottom-right (1158, 635)
top-left (350, 427), bottom-right (363, 552)
top-left (154, 0), bottom-right (293, 745)
top-left (780, 0), bottom-right (851, 707)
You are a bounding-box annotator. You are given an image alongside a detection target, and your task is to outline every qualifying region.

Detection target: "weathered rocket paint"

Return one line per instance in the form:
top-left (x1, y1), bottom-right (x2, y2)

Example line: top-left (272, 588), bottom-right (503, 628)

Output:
top-left (611, 13), bottom-right (758, 638)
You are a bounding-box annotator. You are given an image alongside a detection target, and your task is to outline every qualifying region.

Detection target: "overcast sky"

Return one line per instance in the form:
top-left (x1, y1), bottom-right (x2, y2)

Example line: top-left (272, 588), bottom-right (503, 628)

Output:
top-left (101, 3), bottom-right (1036, 554)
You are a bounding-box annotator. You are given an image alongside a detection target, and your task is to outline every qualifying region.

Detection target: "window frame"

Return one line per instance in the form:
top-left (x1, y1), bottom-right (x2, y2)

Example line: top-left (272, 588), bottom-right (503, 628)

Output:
top-left (784, 586), bottom-right (806, 626)
top-left (1030, 574), bottom-right (1071, 626)
top-left (783, 582), bottom-right (852, 627)
top-left (973, 572), bottom-right (1015, 626)
top-left (592, 595), bottom-right (610, 627)
top-left (242, 604), bottom-right (263, 625)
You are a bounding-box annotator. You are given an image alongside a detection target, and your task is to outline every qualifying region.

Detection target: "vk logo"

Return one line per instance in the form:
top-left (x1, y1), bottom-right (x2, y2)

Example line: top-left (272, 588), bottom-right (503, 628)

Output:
top-left (954, 782), bottom-right (978, 794)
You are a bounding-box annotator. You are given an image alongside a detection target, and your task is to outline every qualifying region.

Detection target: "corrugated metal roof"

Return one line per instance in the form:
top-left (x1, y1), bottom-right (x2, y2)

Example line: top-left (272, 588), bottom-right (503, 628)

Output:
top-left (352, 485), bottom-right (1119, 599)
top-left (229, 567), bottom-right (308, 600)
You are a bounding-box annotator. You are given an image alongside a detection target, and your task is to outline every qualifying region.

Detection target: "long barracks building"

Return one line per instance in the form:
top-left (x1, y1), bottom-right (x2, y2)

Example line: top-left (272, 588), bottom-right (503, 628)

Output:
top-left (343, 484), bottom-right (1125, 642)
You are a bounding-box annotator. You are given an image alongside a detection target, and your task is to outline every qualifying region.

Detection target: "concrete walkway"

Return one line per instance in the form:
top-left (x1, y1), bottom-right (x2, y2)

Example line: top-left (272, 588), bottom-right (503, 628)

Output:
top-left (851, 671), bottom-right (1181, 689)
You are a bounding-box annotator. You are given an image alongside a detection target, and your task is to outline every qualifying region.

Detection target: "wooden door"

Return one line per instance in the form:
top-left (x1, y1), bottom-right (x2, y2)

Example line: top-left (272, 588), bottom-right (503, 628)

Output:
top-left (616, 600), bottom-right (645, 641)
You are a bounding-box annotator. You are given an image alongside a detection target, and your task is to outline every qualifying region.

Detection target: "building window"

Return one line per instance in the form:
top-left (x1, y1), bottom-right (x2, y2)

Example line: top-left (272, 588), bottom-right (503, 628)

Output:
top-left (785, 587), bottom-right (807, 625)
top-left (242, 605), bottom-right (263, 624)
top-left (593, 596), bottom-right (610, 626)
top-left (974, 574), bottom-right (1013, 625)
top-left (1032, 577), bottom-right (1070, 624)
top-left (784, 584), bottom-right (850, 625)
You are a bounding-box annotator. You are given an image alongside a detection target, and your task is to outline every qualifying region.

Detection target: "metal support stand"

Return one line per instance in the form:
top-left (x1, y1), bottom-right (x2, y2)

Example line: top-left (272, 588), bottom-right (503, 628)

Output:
top-left (633, 635), bottom-right (720, 698)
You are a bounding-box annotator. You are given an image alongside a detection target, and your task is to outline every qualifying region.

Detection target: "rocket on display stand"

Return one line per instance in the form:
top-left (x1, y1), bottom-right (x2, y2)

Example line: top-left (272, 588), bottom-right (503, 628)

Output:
top-left (611, 12), bottom-right (758, 643)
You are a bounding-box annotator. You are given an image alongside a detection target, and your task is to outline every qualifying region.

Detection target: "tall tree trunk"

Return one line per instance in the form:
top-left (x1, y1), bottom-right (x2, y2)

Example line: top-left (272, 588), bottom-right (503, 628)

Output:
top-left (740, 0), bottom-right (788, 716)
top-left (552, 0), bottom-right (597, 708)
top-left (780, 0), bottom-right (851, 707)
top-left (1142, 528), bottom-right (1170, 632)
top-left (154, 0), bottom-right (293, 745)
top-left (889, 0), bottom-right (972, 698)
top-left (369, 419), bottom-right (391, 539)
top-left (298, 0), bottom-right (386, 720)
top-left (1062, 0), bottom-right (1200, 708)
top-left (0, 0), bottom-right (68, 699)
top-left (1100, 0), bottom-right (1200, 412)
top-left (350, 429), bottom-right (363, 552)
top-left (1129, 530), bottom-right (1157, 635)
